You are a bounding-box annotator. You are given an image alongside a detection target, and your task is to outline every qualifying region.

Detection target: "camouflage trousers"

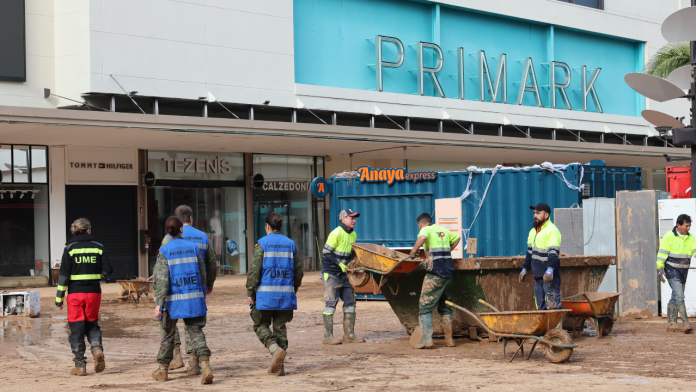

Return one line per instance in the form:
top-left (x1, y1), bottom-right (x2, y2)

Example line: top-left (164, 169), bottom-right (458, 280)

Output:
top-left (419, 273), bottom-right (453, 316)
top-left (250, 304), bottom-right (294, 350)
top-left (157, 308), bottom-right (211, 364)
top-left (164, 324), bottom-right (191, 353)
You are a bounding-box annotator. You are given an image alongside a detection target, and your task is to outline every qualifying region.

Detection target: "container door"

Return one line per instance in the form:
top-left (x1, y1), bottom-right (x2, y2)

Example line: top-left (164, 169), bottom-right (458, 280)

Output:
top-left (616, 191), bottom-right (659, 316)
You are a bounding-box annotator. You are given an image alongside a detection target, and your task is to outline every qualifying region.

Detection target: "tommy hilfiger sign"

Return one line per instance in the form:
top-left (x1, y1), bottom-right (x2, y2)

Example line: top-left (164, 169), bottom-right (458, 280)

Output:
top-left (66, 147), bottom-right (138, 185)
top-left (69, 162), bottom-right (134, 169)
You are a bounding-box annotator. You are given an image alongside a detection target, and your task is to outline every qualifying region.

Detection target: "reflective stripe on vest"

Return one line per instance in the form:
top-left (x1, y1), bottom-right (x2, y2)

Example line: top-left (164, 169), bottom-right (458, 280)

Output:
top-left (71, 274), bottom-right (102, 280)
top-left (182, 226), bottom-right (209, 260)
top-left (256, 233), bottom-right (297, 311)
top-left (161, 238), bottom-right (206, 320)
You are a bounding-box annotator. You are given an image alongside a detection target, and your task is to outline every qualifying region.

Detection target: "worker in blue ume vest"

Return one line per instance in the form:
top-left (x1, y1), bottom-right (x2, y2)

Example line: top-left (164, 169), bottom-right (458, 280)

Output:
top-left (519, 203), bottom-right (563, 310)
top-left (246, 212), bottom-right (304, 376)
top-left (657, 213), bottom-right (695, 333)
top-left (153, 216), bottom-right (213, 384)
top-left (155, 205), bottom-right (217, 374)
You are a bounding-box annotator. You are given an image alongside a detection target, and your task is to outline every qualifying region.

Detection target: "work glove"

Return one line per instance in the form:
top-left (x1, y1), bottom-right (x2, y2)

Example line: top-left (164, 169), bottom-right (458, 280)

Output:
top-left (518, 268), bottom-right (527, 283)
top-left (408, 250), bottom-right (418, 259)
top-left (543, 267), bottom-right (554, 283)
top-left (339, 263), bottom-right (348, 273)
top-left (658, 268), bottom-right (666, 283)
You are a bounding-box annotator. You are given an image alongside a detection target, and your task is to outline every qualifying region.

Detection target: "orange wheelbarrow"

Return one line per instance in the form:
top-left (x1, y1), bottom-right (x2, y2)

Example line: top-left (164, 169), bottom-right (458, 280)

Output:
top-left (561, 292), bottom-right (620, 339)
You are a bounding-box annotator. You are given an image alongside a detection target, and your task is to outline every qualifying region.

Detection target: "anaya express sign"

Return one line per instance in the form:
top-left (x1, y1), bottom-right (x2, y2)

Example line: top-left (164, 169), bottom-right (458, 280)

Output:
top-left (357, 166), bottom-right (437, 185)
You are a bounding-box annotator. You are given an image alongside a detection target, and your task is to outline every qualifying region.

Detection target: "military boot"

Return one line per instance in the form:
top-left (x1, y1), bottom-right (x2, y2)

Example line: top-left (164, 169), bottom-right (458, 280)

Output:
top-left (667, 303), bottom-right (680, 332)
top-left (322, 313), bottom-right (342, 345)
top-left (343, 312), bottom-right (365, 343)
top-left (187, 356), bottom-right (201, 375)
top-left (678, 303), bottom-right (693, 333)
top-left (442, 314), bottom-right (455, 347)
top-left (91, 348), bottom-right (106, 373)
top-left (268, 343), bottom-right (287, 376)
top-left (70, 367), bottom-right (86, 376)
top-left (410, 313), bottom-right (434, 349)
top-left (199, 357), bottom-right (214, 384)
top-left (152, 363), bottom-right (169, 382)
top-left (169, 345), bottom-right (184, 370)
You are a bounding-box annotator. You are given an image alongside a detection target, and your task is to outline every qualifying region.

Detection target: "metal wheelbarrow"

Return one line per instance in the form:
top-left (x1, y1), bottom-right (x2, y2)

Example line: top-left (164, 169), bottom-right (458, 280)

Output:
top-left (347, 243), bottom-right (416, 295)
top-left (117, 279), bottom-right (153, 304)
top-left (561, 292), bottom-right (620, 339)
top-left (446, 300), bottom-right (577, 363)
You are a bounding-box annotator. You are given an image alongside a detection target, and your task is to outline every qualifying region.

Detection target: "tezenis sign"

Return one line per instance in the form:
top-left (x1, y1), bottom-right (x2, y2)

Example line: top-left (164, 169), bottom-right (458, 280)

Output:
top-left (357, 166), bottom-right (437, 185)
top-left (374, 35), bottom-right (602, 113)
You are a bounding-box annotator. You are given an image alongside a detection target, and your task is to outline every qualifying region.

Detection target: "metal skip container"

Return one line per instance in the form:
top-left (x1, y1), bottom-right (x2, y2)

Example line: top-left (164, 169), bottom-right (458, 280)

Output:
top-left (332, 163), bottom-right (626, 335)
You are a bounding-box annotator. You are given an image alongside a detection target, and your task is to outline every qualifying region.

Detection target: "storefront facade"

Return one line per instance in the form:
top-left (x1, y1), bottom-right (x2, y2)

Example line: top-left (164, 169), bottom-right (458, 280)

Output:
top-left (0, 0), bottom-right (689, 280)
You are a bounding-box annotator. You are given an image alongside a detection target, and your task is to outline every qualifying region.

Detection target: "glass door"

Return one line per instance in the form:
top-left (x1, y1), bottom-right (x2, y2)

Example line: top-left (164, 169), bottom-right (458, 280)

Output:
top-left (147, 186), bottom-right (246, 275)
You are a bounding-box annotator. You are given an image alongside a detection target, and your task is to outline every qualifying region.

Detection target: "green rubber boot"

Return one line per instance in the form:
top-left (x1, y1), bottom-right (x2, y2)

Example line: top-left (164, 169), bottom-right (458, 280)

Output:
top-left (322, 313), bottom-right (342, 345)
top-left (410, 313), bottom-right (434, 349)
top-left (442, 314), bottom-right (455, 347)
top-left (667, 303), bottom-right (679, 332)
top-left (678, 303), bottom-right (693, 333)
top-left (343, 312), bottom-right (365, 343)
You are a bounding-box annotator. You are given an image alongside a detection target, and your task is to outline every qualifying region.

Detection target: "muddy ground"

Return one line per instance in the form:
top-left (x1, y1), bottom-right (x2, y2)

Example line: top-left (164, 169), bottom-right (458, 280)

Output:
top-left (0, 272), bottom-right (695, 391)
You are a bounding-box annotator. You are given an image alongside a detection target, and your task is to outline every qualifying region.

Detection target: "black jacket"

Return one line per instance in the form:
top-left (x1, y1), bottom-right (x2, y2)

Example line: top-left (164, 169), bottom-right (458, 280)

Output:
top-left (55, 234), bottom-right (113, 304)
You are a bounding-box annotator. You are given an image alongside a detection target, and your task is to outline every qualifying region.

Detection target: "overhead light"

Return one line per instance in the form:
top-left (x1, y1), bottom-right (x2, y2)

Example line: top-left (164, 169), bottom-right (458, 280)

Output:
top-left (263, 100), bottom-right (270, 105)
top-left (655, 126), bottom-right (673, 139)
top-left (31, 191), bottom-right (35, 199)
top-left (19, 191), bottom-right (24, 199)
top-left (0, 192), bottom-right (3, 200)
top-left (10, 192), bottom-right (13, 199)
top-left (129, 91), bottom-right (138, 96)
top-left (325, 155), bottom-right (333, 162)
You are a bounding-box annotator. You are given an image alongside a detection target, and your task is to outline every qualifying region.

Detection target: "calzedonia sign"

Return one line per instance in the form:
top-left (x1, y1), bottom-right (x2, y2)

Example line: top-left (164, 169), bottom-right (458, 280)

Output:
top-left (375, 35), bottom-right (602, 113)
top-left (357, 166), bottom-right (437, 185)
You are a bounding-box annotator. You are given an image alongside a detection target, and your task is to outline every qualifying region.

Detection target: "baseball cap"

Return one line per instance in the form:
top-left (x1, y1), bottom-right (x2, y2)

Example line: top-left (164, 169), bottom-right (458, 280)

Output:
top-left (530, 203), bottom-right (551, 214)
top-left (339, 209), bottom-right (360, 219)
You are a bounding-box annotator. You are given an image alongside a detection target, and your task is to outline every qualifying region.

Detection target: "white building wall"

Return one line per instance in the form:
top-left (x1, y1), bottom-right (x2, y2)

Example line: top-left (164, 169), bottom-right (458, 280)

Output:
top-left (48, 146), bottom-right (66, 269)
top-left (85, 0), bottom-right (296, 107)
top-left (0, 0), bottom-right (55, 108)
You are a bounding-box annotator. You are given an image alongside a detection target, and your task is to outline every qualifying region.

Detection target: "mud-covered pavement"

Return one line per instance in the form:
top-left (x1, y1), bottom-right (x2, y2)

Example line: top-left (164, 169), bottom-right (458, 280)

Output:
top-left (1, 272), bottom-right (695, 391)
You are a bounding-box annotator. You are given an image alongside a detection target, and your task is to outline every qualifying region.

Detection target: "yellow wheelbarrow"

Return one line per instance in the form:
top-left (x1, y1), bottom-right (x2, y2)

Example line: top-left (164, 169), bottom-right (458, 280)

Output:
top-left (446, 300), bottom-right (577, 363)
top-left (347, 243), bottom-right (418, 295)
top-left (117, 279), bottom-right (153, 304)
top-left (561, 292), bottom-right (620, 338)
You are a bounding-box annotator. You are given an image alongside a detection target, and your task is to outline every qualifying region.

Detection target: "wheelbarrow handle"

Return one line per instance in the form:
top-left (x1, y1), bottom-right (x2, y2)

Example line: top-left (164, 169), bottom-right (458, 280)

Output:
top-left (445, 300), bottom-right (498, 338)
top-left (478, 299), bottom-right (501, 313)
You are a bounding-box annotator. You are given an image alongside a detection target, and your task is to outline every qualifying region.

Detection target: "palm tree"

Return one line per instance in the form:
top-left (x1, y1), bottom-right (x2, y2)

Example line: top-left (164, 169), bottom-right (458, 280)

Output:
top-left (645, 42), bottom-right (690, 78)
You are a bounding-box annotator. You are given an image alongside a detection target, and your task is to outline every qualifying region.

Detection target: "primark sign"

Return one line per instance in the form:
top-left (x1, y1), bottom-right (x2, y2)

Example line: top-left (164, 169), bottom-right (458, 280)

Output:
top-left (374, 35), bottom-right (602, 113)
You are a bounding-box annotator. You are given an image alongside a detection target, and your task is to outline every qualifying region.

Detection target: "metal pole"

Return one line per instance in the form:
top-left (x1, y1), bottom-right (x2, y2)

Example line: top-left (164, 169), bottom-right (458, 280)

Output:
top-left (292, 109), bottom-right (297, 123)
top-left (153, 98), bottom-right (159, 115)
top-left (332, 112), bottom-right (337, 125)
top-left (202, 102), bottom-right (208, 117)
top-left (405, 118), bottom-right (410, 130)
top-left (110, 96), bottom-right (115, 112)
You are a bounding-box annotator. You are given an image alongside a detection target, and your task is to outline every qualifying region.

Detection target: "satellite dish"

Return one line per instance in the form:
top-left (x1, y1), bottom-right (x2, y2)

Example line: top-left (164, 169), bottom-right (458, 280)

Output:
top-left (667, 65), bottom-right (692, 90)
top-left (662, 7), bottom-right (696, 42)
top-left (624, 73), bottom-right (686, 102)
top-left (641, 110), bottom-right (685, 129)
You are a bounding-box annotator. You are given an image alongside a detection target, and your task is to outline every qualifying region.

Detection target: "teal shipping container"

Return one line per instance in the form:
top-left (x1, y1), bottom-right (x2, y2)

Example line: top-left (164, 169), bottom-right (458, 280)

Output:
top-left (328, 163), bottom-right (641, 257)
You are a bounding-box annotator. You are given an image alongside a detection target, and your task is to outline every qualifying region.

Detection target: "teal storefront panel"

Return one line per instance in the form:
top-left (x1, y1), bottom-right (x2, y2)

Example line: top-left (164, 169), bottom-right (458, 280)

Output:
top-left (294, 0), bottom-right (641, 116)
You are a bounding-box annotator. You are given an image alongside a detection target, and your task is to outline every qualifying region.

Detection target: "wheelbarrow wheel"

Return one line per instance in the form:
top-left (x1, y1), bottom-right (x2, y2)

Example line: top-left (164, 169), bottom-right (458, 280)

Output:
top-left (601, 317), bottom-right (614, 336)
top-left (542, 328), bottom-right (573, 363)
top-left (348, 270), bottom-right (370, 287)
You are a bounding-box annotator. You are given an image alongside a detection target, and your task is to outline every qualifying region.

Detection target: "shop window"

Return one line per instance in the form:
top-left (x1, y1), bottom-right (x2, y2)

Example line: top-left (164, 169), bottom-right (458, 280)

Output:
top-left (0, 145), bottom-right (50, 278)
top-left (253, 154), bottom-right (325, 271)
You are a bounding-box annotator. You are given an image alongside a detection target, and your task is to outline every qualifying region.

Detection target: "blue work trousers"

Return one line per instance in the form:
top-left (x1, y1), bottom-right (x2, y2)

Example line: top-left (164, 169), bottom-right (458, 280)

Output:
top-left (533, 276), bottom-right (561, 310)
top-left (322, 273), bottom-right (356, 314)
top-left (666, 264), bottom-right (689, 307)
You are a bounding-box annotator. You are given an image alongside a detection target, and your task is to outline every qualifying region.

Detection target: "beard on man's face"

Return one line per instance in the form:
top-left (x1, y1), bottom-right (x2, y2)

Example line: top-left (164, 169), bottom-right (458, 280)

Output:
top-left (532, 217), bottom-right (545, 228)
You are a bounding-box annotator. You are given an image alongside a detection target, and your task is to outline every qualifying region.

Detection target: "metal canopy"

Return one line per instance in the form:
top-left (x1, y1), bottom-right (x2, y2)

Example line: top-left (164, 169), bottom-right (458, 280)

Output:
top-left (641, 110), bottom-right (685, 129)
top-left (662, 7), bottom-right (696, 42)
top-left (624, 73), bottom-right (686, 102)
top-left (667, 65), bottom-right (693, 90)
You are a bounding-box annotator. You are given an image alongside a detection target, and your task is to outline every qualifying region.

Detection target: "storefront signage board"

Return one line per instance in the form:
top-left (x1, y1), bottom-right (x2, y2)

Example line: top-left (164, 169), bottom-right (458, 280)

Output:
top-left (65, 147), bottom-right (138, 185)
top-left (148, 151), bottom-right (243, 181)
top-left (357, 166), bottom-right (437, 185)
top-left (262, 181), bottom-right (309, 192)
